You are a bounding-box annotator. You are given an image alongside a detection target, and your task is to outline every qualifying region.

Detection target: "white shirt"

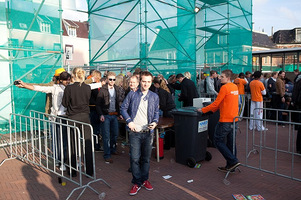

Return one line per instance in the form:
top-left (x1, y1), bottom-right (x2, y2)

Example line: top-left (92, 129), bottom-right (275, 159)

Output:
top-left (33, 84), bottom-right (66, 119)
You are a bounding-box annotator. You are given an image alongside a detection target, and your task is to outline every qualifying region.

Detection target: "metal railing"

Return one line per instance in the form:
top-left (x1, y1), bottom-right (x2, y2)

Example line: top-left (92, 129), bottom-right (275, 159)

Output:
top-left (0, 111), bottom-right (110, 199)
top-left (224, 109), bottom-right (301, 185)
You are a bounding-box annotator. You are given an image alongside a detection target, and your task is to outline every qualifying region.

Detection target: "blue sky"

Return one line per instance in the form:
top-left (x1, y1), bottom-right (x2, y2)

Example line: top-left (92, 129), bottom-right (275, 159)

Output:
top-left (253, 0), bottom-right (301, 35)
top-left (63, 0), bottom-right (301, 36)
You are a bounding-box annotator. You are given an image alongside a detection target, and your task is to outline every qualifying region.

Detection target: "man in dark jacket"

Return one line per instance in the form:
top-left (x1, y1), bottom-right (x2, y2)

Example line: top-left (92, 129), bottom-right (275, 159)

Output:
top-left (176, 73), bottom-right (199, 107)
top-left (292, 72), bottom-right (301, 153)
top-left (96, 72), bottom-right (124, 163)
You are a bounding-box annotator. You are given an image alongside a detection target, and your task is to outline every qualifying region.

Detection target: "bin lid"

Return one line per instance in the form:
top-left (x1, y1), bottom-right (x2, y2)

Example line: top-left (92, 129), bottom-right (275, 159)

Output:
top-left (171, 107), bottom-right (200, 116)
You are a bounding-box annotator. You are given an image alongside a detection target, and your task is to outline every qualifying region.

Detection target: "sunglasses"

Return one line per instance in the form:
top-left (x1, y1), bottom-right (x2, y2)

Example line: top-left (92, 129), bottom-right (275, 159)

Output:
top-left (109, 78), bottom-right (116, 81)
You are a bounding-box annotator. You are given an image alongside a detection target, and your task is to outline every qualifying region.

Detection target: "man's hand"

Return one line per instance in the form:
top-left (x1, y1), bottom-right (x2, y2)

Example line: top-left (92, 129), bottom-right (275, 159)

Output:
top-left (148, 122), bottom-right (157, 130)
top-left (100, 115), bottom-right (105, 122)
top-left (128, 122), bottom-right (136, 132)
top-left (281, 97), bottom-right (285, 103)
top-left (118, 115), bottom-right (124, 120)
top-left (197, 108), bottom-right (203, 114)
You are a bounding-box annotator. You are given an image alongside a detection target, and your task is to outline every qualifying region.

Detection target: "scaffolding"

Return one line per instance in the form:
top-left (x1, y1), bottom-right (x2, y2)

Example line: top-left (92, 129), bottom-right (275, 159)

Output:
top-left (0, 0), bottom-right (252, 133)
top-left (0, 0), bottom-right (63, 131)
top-left (196, 0), bottom-right (252, 74)
top-left (88, 0), bottom-right (197, 79)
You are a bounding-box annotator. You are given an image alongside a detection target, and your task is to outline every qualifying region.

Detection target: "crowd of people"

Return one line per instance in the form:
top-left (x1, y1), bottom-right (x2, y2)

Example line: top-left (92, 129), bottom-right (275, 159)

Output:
top-left (14, 67), bottom-right (301, 196)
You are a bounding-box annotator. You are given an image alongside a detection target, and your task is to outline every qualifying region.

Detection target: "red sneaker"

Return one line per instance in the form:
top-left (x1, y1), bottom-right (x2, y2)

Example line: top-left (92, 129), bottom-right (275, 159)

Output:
top-left (142, 180), bottom-right (153, 191)
top-left (129, 184), bottom-right (141, 196)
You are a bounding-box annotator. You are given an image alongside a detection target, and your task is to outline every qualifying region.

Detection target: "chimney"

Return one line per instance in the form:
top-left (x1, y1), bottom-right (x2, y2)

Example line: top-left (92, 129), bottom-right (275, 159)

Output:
top-left (271, 26), bottom-right (274, 36)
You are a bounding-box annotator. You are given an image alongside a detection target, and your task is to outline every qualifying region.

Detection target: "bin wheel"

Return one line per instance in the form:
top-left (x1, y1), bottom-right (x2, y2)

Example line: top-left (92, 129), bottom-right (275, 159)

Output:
top-left (205, 151), bottom-right (212, 161)
top-left (186, 157), bottom-right (196, 168)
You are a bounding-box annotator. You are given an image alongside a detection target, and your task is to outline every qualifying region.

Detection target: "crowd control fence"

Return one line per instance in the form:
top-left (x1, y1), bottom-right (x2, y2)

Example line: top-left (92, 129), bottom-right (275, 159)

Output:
top-left (0, 111), bottom-right (110, 199)
top-left (223, 108), bottom-right (301, 185)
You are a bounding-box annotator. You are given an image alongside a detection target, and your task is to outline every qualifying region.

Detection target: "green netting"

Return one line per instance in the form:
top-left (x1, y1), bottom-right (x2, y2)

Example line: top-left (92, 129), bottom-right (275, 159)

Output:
top-left (0, 0), bottom-right (63, 133)
top-left (196, 0), bottom-right (252, 74)
top-left (0, 0), bottom-right (253, 133)
top-left (89, 0), bottom-right (196, 80)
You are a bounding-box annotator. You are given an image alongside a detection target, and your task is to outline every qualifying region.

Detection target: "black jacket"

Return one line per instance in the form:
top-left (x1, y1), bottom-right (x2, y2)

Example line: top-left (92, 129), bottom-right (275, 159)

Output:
top-left (96, 84), bottom-right (124, 116)
top-left (267, 78), bottom-right (276, 94)
top-left (178, 78), bottom-right (199, 107)
top-left (150, 87), bottom-right (176, 114)
top-left (292, 74), bottom-right (301, 108)
top-left (62, 82), bottom-right (91, 116)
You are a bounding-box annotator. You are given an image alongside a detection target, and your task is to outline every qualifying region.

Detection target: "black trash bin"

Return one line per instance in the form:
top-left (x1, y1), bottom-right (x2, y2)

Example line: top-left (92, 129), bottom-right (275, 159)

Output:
top-left (172, 107), bottom-right (212, 167)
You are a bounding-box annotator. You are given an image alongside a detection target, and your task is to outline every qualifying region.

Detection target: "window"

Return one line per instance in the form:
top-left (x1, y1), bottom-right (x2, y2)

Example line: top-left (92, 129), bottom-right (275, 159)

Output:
top-left (65, 45), bottom-right (73, 60)
top-left (218, 35), bottom-right (227, 45)
top-left (53, 43), bottom-right (61, 58)
top-left (40, 22), bottom-right (51, 33)
top-left (23, 40), bottom-right (33, 57)
top-left (296, 29), bottom-right (301, 42)
top-left (167, 52), bottom-right (173, 65)
top-left (8, 38), bottom-right (18, 57)
top-left (68, 27), bottom-right (77, 37)
top-left (19, 23), bottom-right (27, 29)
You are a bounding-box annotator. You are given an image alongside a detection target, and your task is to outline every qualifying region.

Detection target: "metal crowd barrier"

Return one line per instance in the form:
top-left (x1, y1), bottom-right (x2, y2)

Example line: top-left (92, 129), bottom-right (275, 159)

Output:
top-left (224, 109), bottom-right (301, 185)
top-left (0, 111), bottom-right (110, 199)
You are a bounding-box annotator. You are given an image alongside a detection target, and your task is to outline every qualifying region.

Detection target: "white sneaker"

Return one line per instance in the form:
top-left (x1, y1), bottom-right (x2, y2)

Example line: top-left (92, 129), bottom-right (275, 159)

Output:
top-left (60, 165), bottom-right (66, 171)
top-left (258, 128), bottom-right (268, 131)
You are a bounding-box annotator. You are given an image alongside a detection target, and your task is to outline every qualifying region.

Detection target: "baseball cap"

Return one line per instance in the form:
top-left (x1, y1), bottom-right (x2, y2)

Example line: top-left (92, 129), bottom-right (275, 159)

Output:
top-left (54, 68), bottom-right (66, 76)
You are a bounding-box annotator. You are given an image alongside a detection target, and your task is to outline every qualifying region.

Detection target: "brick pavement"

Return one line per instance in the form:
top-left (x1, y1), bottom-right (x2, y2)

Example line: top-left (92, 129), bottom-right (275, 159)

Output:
top-left (0, 120), bottom-right (301, 200)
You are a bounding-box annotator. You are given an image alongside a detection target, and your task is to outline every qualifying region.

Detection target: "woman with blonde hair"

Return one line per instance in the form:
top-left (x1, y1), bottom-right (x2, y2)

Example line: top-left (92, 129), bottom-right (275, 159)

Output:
top-left (184, 71), bottom-right (191, 80)
top-left (157, 74), bottom-right (170, 93)
top-left (62, 67), bottom-right (94, 177)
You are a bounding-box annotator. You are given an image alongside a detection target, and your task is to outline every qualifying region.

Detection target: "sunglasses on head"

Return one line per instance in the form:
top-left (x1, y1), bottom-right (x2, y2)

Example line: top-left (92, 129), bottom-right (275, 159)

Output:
top-left (109, 78), bottom-right (116, 81)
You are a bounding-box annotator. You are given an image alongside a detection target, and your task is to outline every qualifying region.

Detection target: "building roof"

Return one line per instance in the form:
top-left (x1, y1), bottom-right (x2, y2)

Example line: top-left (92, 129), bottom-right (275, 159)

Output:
top-left (62, 19), bottom-right (89, 38)
top-left (7, 9), bottom-right (88, 39)
top-left (252, 47), bottom-right (301, 55)
top-left (252, 31), bottom-right (276, 48)
top-left (9, 9), bottom-right (60, 34)
top-left (273, 28), bottom-right (301, 44)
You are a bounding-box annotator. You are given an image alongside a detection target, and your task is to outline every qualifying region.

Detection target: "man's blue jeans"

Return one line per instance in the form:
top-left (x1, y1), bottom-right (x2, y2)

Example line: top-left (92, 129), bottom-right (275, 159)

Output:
top-left (129, 131), bottom-right (153, 186)
top-left (100, 115), bottom-right (119, 159)
top-left (214, 122), bottom-right (239, 167)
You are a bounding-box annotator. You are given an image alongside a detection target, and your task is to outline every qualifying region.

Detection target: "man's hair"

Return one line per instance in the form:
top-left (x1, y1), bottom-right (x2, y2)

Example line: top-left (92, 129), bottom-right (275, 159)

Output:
top-left (153, 77), bottom-right (161, 84)
top-left (221, 69), bottom-right (233, 78)
top-left (129, 75), bottom-right (139, 82)
top-left (272, 71), bottom-right (277, 76)
top-left (91, 70), bottom-right (101, 78)
top-left (245, 71), bottom-right (252, 75)
top-left (253, 71), bottom-right (262, 79)
top-left (133, 72), bottom-right (140, 76)
top-left (59, 71), bottom-right (71, 81)
top-left (100, 77), bottom-right (106, 82)
top-left (106, 71), bottom-right (116, 78)
top-left (238, 72), bottom-right (245, 78)
top-left (210, 70), bottom-right (217, 76)
top-left (140, 71), bottom-right (153, 80)
top-left (294, 69), bottom-right (299, 73)
top-left (176, 73), bottom-right (184, 79)
top-left (134, 68), bottom-right (142, 74)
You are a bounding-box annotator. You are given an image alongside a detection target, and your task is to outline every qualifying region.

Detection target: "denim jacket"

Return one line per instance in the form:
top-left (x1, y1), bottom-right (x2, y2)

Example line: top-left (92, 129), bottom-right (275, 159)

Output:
top-left (120, 89), bottom-right (159, 133)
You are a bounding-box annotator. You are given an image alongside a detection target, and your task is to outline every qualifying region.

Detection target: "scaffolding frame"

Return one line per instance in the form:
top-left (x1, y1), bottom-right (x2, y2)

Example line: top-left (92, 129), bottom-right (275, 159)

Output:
top-left (88, 0), bottom-right (197, 78)
top-left (0, 0), bottom-right (63, 130)
top-left (196, 0), bottom-right (252, 74)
